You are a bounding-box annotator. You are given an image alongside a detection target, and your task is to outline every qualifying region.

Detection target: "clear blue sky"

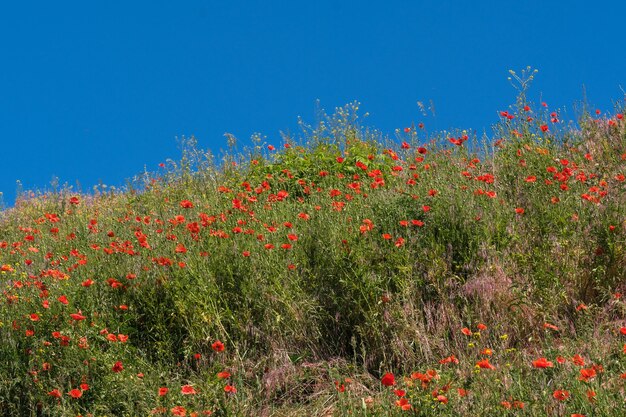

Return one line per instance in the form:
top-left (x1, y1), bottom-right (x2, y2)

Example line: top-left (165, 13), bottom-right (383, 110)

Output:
top-left (1, 1), bottom-right (624, 206)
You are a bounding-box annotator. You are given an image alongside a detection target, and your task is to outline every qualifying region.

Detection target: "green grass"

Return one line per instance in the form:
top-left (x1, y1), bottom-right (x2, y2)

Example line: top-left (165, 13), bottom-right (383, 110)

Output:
top-left (1, 91), bottom-right (626, 416)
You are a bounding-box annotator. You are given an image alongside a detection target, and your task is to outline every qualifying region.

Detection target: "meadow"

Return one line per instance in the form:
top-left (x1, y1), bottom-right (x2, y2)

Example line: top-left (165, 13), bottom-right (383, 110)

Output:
top-left (1, 87), bottom-right (626, 416)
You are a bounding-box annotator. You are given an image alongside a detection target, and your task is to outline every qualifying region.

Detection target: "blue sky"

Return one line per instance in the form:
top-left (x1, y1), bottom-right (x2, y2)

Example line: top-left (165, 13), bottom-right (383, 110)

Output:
top-left (1, 1), bottom-right (624, 206)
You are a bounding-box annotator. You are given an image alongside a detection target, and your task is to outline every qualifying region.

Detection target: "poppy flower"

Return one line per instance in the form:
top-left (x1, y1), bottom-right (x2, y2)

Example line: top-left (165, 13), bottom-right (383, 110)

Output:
top-left (48, 389), bottom-right (62, 398)
top-left (70, 312), bottom-right (86, 321)
top-left (461, 327), bottom-right (472, 336)
top-left (532, 358), bottom-right (553, 368)
top-left (217, 371), bottom-right (231, 379)
top-left (394, 389), bottom-right (406, 397)
top-left (543, 322), bottom-right (559, 331)
top-left (212, 340), bottom-right (225, 352)
top-left (553, 389), bottom-right (570, 401)
top-left (181, 385), bottom-right (197, 395)
top-left (171, 406), bottom-right (187, 416)
top-left (111, 361), bottom-right (124, 373)
top-left (224, 384), bottom-right (237, 393)
top-left (476, 359), bottom-right (495, 370)
top-left (579, 367), bottom-right (596, 382)
top-left (395, 398), bottom-right (412, 410)
top-left (68, 389), bottom-right (83, 398)
top-left (381, 372), bottom-right (395, 386)
top-left (158, 387), bottom-right (169, 396)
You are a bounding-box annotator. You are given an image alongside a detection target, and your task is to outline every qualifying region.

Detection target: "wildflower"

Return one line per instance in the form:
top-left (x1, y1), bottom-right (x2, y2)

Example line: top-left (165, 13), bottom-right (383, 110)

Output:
top-left (553, 389), bottom-right (570, 401)
top-left (439, 355), bottom-right (459, 365)
top-left (461, 327), bottom-right (472, 336)
top-left (381, 372), bottom-right (395, 386)
top-left (586, 390), bottom-right (596, 402)
top-left (171, 406), bottom-right (187, 416)
top-left (476, 359), bottom-right (495, 369)
top-left (48, 389), bottom-right (62, 398)
top-left (68, 388), bottom-right (83, 398)
top-left (224, 384), bottom-right (237, 393)
top-left (395, 397), bottom-right (412, 410)
top-left (532, 358), bottom-right (553, 368)
top-left (543, 322), bottom-right (559, 331)
top-left (181, 385), bottom-right (197, 395)
top-left (212, 340), bottom-right (225, 352)
top-left (579, 367), bottom-right (596, 382)
top-left (217, 371), bottom-right (231, 379)
top-left (111, 361), bottom-right (124, 373)
top-left (158, 387), bottom-right (169, 396)
top-left (70, 312), bottom-right (86, 321)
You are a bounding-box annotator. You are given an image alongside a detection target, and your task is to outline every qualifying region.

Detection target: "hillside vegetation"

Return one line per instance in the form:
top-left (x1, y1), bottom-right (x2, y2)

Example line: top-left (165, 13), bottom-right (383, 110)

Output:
top-left (1, 88), bottom-right (626, 416)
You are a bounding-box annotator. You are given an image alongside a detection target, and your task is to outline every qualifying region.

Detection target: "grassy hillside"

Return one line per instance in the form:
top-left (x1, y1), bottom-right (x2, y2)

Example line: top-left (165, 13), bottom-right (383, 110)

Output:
top-left (1, 94), bottom-right (626, 416)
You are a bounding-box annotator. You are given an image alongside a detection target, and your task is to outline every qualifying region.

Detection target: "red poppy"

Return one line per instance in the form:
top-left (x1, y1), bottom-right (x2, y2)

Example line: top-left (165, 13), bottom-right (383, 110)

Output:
top-left (395, 397), bottom-right (412, 410)
top-left (181, 385), bottom-right (197, 395)
top-left (111, 361), bottom-right (124, 373)
top-left (70, 312), bottom-right (86, 321)
top-left (158, 387), bottom-right (169, 396)
top-left (171, 406), bottom-right (187, 416)
top-left (532, 358), bottom-right (553, 368)
top-left (68, 389), bottom-right (83, 398)
top-left (476, 359), bottom-right (495, 369)
top-left (48, 389), bottom-right (62, 398)
top-left (579, 367), bottom-right (596, 382)
top-left (381, 372), bottom-right (395, 386)
top-left (212, 340), bottom-right (225, 352)
top-left (553, 389), bottom-right (570, 401)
